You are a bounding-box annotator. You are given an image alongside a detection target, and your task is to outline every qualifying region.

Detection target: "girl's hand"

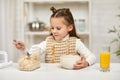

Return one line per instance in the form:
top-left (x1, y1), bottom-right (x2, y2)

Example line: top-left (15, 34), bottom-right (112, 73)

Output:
top-left (73, 55), bottom-right (89, 69)
top-left (13, 40), bottom-right (25, 51)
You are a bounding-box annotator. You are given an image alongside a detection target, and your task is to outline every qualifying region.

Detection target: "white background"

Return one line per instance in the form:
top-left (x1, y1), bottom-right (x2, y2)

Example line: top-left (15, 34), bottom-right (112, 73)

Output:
top-left (0, 0), bottom-right (120, 62)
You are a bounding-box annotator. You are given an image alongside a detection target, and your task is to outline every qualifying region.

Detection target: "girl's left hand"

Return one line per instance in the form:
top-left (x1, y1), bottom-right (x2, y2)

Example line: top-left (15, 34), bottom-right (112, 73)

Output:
top-left (73, 55), bottom-right (89, 69)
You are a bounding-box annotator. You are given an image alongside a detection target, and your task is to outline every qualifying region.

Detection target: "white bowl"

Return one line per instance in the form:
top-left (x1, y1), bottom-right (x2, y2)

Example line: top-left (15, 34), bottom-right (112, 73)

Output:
top-left (60, 54), bottom-right (81, 69)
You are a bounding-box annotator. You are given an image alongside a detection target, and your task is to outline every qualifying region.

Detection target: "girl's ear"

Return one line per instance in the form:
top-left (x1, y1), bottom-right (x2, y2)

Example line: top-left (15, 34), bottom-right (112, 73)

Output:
top-left (68, 24), bottom-right (73, 31)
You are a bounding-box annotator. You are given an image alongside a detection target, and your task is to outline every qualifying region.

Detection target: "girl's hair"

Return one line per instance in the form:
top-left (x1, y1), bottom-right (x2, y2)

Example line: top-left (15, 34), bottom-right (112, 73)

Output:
top-left (50, 6), bottom-right (79, 38)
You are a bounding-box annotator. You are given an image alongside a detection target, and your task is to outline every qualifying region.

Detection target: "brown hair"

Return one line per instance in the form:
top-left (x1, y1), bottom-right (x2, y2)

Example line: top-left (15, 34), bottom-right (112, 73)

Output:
top-left (50, 6), bottom-right (79, 38)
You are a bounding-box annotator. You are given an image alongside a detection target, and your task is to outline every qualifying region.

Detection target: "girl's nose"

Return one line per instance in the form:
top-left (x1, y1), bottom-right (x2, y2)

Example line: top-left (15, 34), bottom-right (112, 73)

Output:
top-left (52, 29), bottom-right (57, 33)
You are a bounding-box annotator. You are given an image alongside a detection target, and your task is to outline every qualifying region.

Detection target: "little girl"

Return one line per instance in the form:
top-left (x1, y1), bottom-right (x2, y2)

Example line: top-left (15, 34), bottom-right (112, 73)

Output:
top-left (13, 6), bottom-right (96, 69)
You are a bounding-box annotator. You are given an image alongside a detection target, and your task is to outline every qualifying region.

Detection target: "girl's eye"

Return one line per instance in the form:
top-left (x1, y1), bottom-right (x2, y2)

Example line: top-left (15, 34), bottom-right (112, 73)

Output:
top-left (57, 27), bottom-right (61, 30)
top-left (51, 27), bottom-right (54, 30)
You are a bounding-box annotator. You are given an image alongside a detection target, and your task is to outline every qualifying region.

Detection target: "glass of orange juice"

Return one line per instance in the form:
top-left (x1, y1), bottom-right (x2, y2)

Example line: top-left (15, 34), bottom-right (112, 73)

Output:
top-left (100, 45), bottom-right (110, 72)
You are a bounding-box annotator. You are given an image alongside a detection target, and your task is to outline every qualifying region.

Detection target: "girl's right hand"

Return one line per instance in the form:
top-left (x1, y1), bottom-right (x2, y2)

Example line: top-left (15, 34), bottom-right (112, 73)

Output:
top-left (13, 40), bottom-right (25, 51)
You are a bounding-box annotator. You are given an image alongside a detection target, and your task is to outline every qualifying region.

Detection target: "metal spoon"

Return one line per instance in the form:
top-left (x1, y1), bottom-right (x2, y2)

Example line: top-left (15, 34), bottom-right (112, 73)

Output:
top-left (13, 40), bottom-right (31, 57)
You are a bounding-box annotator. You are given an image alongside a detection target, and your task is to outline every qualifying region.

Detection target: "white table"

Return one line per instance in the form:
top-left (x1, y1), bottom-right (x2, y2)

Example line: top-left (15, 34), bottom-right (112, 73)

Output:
top-left (0, 63), bottom-right (120, 80)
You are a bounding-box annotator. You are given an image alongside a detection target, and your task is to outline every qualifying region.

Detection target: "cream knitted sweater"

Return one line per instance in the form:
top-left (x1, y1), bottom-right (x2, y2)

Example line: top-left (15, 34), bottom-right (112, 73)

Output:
top-left (45, 36), bottom-right (77, 63)
top-left (29, 35), bottom-right (96, 65)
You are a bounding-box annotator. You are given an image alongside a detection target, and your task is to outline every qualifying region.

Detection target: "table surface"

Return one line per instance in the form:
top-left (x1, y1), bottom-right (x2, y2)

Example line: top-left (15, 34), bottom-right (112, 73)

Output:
top-left (0, 63), bottom-right (120, 80)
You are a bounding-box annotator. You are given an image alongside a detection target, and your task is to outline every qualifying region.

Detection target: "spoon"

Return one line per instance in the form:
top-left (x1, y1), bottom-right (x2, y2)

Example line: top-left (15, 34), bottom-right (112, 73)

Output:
top-left (13, 40), bottom-right (31, 57)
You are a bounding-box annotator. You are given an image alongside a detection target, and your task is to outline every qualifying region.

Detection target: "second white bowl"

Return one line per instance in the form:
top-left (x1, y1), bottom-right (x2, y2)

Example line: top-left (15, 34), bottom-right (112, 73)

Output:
top-left (60, 54), bottom-right (81, 69)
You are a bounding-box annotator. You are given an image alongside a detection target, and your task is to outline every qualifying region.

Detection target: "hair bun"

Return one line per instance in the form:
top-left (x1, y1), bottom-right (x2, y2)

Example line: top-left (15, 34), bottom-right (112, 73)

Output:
top-left (50, 6), bottom-right (57, 13)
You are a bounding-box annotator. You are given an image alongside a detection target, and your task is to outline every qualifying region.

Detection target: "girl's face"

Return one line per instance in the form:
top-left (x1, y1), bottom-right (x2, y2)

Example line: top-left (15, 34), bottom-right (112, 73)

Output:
top-left (50, 17), bottom-right (73, 41)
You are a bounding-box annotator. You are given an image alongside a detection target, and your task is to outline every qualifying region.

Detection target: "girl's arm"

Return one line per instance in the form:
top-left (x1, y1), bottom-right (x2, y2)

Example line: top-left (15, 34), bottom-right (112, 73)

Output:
top-left (76, 39), bottom-right (96, 66)
top-left (29, 41), bottom-right (46, 63)
top-left (29, 41), bottom-right (46, 55)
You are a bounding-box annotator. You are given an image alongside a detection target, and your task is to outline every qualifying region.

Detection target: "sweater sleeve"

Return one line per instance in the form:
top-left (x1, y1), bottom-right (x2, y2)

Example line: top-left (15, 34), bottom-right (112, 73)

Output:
top-left (29, 41), bottom-right (46, 55)
top-left (76, 39), bottom-right (96, 65)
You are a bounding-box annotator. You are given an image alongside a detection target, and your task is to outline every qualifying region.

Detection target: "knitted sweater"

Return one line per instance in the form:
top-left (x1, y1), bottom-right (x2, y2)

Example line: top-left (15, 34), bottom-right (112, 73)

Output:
top-left (29, 35), bottom-right (96, 65)
top-left (45, 36), bottom-right (77, 63)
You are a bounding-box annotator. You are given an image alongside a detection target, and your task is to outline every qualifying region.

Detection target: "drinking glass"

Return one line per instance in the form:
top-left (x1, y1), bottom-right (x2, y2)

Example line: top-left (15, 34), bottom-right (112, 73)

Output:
top-left (0, 51), bottom-right (8, 63)
top-left (100, 45), bottom-right (110, 72)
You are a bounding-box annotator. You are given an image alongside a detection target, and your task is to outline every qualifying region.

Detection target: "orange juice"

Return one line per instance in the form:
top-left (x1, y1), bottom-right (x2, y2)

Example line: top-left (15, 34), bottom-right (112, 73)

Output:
top-left (100, 51), bottom-right (110, 71)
